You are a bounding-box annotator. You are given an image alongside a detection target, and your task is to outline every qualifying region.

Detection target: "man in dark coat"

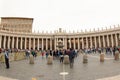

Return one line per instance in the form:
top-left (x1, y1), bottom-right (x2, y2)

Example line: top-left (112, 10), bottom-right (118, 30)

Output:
top-left (69, 48), bottom-right (75, 68)
top-left (4, 49), bottom-right (10, 69)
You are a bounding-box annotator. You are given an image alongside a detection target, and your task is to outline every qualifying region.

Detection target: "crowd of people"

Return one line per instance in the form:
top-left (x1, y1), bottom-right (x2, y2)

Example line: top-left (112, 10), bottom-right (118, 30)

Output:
top-left (25, 48), bottom-right (78, 67)
top-left (0, 46), bottom-right (120, 69)
top-left (80, 46), bottom-right (120, 55)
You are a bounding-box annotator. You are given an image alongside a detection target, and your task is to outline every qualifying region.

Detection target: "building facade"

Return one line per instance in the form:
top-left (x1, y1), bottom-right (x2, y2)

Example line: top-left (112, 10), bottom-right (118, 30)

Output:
top-left (0, 17), bottom-right (33, 33)
top-left (0, 17), bottom-right (120, 50)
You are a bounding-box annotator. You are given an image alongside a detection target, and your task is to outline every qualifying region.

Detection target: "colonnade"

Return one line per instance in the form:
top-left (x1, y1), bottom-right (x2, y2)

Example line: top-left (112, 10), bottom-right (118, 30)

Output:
top-left (0, 33), bottom-right (119, 50)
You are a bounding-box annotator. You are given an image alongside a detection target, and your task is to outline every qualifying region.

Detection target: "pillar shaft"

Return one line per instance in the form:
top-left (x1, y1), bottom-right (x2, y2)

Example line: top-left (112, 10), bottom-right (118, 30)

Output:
top-left (69, 38), bottom-right (71, 48)
top-left (25, 38), bottom-right (26, 49)
top-left (74, 38), bottom-right (75, 49)
top-left (0, 35), bottom-right (2, 48)
top-left (107, 35), bottom-right (109, 47)
top-left (37, 38), bottom-right (39, 50)
top-left (65, 38), bottom-right (67, 49)
top-left (99, 36), bottom-right (101, 48)
top-left (29, 38), bottom-right (31, 50)
top-left (16, 37), bottom-right (18, 49)
top-left (82, 37), bottom-right (84, 49)
top-left (78, 37), bottom-right (80, 49)
top-left (46, 38), bottom-right (48, 50)
top-left (111, 34), bottom-right (114, 47)
top-left (50, 38), bottom-right (52, 50)
top-left (54, 38), bottom-right (56, 50)
top-left (86, 37), bottom-right (88, 48)
top-left (4, 36), bottom-right (6, 49)
top-left (20, 37), bottom-right (22, 49)
top-left (94, 36), bottom-right (96, 48)
top-left (63, 38), bottom-right (65, 49)
top-left (42, 38), bottom-right (43, 50)
top-left (33, 38), bottom-right (35, 50)
top-left (7, 36), bottom-right (10, 49)
top-left (102, 36), bottom-right (105, 47)
top-left (115, 34), bottom-right (118, 46)
top-left (90, 37), bottom-right (92, 48)
top-left (12, 36), bottom-right (14, 48)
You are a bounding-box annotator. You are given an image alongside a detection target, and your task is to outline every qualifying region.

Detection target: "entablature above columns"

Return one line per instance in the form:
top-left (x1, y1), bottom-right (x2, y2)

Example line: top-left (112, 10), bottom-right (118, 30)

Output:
top-left (0, 27), bottom-right (120, 38)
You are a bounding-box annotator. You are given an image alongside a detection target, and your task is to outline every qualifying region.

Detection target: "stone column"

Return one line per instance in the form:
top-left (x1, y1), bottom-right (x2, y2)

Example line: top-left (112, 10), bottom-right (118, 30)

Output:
top-left (50, 38), bottom-right (52, 50)
top-left (78, 37), bottom-right (80, 49)
top-left (90, 37), bottom-right (92, 48)
top-left (56, 38), bottom-right (59, 50)
top-left (54, 38), bottom-right (56, 50)
top-left (16, 37), bottom-right (18, 49)
top-left (99, 36), bottom-right (101, 48)
top-left (94, 36), bottom-right (97, 48)
top-left (12, 36), bottom-right (14, 48)
top-left (7, 36), bottom-right (10, 49)
top-left (107, 35), bottom-right (109, 47)
top-left (33, 38), bottom-right (35, 50)
top-left (115, 34), bottom-right (118, 46)
top-left (29, 38), bottom-right (31, 50)
top-left (20, 37), bottom-right (22, 49)
top-left (0, 35), bottom-right (2, 48)
top-left (74, 38), bottom-right (76, 49)
top-left (69, 38), bottom-right (71, 48)
top-left (63, 38), bottom-right (65, 49)
top-left (82, 37), bottom-right (84, 49)
top-left (65, 38), bottom-right (67, 49)
top-left (46, 38), bottom-right (48, 50)
top-left (102, 35), bottom-right (105, 48)
top-left (119, 33), bottom-right (120, 45)
top-left (25, 38), bottom-right (26, 49)
top-left (3, 36), bottom-right (6, 49)
top-left (86, 37), bottom-right (88, 48)
top-left (111, 34), bottom-right (114, 47)
top-left (42, 38), bottom-right (44, 50)
top-left (37, 38), bottom-right (39, 50)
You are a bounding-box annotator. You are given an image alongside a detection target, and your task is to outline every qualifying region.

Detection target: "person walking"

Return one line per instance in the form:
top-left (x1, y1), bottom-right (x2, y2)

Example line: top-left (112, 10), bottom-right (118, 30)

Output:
top-left (4, 49), bottom-right (10, 69)
top-left (59, 50), bottom-right (64, 63)
top-left (69, 48), bottom-right (75, 68)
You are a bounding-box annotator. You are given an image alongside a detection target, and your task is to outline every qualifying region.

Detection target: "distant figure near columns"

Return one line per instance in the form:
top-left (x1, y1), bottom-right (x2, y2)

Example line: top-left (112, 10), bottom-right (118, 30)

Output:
top-left (100, 53), bottom-right (104, 62)
top-left (4, 49), bottom-right (10, 69)
top-left (64, 55), bottom-right (69, 64)
top-left (29, 54), bottom-right (34, 64)
top-left (83, 54), bottom-right (88, 63)
top-left (47, 55), bottom-right (53, 64)
top-left (114, 51), bottom-right (119, 60)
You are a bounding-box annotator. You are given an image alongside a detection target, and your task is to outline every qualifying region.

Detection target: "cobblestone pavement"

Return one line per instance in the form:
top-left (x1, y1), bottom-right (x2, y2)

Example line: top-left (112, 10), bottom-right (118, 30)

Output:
top-left (0, 53), bottom-right (120, 80)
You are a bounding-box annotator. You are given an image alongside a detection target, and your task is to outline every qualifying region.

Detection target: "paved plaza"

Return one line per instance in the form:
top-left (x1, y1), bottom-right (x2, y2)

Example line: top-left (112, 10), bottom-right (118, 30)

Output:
top-left (0, 53), bottom-right (120, 80)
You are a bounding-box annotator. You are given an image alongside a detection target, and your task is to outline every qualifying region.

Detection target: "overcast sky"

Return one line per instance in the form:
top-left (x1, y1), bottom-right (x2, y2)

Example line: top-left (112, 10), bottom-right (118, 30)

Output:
top-left (0, 0), bottom-right (120, 32)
